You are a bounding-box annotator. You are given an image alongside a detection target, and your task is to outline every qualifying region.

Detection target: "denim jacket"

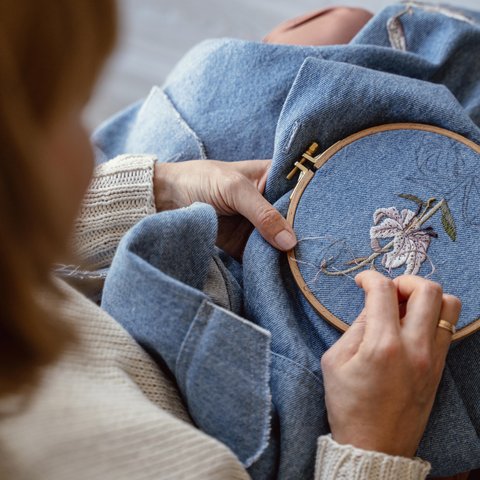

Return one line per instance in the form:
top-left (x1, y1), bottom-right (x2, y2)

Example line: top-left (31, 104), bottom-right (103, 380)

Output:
top-left (97, 3), bottom-right (480, 478)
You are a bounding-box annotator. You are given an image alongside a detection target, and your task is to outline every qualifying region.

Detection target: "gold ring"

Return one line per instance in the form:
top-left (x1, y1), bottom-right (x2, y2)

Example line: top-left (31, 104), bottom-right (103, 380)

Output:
top-left (437, 319), bottom-right (456, 335)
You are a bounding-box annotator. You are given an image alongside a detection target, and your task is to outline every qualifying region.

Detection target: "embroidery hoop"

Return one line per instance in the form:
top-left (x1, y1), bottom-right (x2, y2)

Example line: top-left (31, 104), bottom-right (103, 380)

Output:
top-left (286, 123), bottom-right (480, 342)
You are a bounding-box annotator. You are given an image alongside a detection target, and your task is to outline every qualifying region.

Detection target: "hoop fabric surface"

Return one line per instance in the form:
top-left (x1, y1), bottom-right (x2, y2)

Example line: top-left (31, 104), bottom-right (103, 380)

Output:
top-left (288, 124), bottom-right (480, 341)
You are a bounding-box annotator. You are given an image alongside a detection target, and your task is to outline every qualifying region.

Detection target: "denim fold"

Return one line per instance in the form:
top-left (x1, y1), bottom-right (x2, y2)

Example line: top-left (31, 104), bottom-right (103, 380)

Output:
top-left (99, 3), bottom-right (480, 477)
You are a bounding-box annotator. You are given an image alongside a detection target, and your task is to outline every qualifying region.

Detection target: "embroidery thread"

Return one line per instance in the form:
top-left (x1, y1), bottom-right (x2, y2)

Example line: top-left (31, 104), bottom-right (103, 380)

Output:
top-left (320, 194), bottom-right (456, 277)
top-left (406, 136), bottom-right (480, 228)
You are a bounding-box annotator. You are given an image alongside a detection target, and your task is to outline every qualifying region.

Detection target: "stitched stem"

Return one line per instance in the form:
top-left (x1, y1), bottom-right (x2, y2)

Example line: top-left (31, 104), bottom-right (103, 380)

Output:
top-left (321, 199), bottom-right (444, 276)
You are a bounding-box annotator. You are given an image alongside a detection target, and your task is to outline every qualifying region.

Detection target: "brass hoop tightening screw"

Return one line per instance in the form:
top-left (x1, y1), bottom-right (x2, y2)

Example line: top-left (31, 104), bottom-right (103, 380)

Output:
top-left (286, 142), bottom-right (319, 180)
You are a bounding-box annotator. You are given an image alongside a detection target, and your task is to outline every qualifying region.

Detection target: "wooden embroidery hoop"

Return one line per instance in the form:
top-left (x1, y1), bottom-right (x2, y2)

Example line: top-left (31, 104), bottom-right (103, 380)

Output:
top-left (286, 123), bottom-right (480, 342)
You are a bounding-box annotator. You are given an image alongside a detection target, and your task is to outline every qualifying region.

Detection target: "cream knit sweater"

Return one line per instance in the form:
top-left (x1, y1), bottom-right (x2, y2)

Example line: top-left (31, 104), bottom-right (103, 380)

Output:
top-left (0, 155), bottom-right (431, 479)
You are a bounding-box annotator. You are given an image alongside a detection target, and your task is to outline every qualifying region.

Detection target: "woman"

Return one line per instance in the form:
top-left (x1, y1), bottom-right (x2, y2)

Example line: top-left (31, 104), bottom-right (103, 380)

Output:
top-left (0, 1), bottom-right (461, 479)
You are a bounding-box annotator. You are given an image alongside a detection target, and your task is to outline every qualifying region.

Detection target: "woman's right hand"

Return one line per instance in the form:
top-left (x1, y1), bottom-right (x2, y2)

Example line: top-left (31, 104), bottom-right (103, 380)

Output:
top-left (321, 271), bottom-right (461, 458)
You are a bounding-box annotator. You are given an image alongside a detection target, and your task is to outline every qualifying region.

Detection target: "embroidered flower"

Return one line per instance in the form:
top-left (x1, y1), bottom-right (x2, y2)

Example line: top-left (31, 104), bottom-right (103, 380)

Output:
top-left (370, 206), bottom-right (432, 275)
top-left (319, 195), bottom-right (453, 278)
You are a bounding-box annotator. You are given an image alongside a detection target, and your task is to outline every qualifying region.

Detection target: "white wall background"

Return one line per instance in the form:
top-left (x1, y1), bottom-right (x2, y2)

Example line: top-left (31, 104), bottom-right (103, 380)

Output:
top-left (86, 0), bottom-right (480, 128)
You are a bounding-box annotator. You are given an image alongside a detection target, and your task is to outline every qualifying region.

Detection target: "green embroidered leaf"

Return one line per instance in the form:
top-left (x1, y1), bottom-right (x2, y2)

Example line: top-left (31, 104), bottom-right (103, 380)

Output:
top-left (397, 193), bottom-right (425, 207)
top-left (441, 201), bottom-right (457, 242)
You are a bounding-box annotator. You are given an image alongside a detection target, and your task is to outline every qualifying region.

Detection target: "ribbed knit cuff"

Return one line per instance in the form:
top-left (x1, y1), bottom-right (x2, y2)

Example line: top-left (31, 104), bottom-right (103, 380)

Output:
top-left (314, 435), bottom-right (431, 480)
top-left (74, 154), bottom-right (157, 269)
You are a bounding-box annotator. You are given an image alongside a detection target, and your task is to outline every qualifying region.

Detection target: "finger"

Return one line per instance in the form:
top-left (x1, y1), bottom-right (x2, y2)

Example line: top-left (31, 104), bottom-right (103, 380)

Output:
top-left (392, 275), bottom-right (443, 341)
top-left (231, 159), bottom-right (272, 194)
top-left (355, 271), bottom-right (400, 341)
top-left (233, 180), bottom-right (297, 251)
top-left (327, 308), bottom-right (368, 364)
top-left (435, 294), bottom-right (461, 353)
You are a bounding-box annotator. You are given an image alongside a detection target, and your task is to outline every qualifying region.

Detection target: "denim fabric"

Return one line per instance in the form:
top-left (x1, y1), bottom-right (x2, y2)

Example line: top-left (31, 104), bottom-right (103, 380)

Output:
top-left (292, 128), bottom-right (480, 331)
top-left (101, 204), bottom-right (273, 468)
top-left (99, 3), bottom-right (480, 477)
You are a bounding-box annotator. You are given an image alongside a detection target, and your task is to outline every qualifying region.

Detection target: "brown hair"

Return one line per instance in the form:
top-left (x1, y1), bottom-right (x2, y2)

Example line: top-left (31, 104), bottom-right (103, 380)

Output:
top-left (0, 1), bottom-right (117, 396)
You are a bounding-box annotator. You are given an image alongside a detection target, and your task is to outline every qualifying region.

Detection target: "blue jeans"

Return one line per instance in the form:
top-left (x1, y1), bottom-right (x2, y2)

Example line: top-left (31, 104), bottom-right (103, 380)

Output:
top-left (98, 3), bottom-right (480, 478)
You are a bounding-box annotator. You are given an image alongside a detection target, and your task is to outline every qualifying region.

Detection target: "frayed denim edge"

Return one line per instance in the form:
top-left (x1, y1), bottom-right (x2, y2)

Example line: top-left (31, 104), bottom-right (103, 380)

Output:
top-left (157, 86), bottom-right (208, 159)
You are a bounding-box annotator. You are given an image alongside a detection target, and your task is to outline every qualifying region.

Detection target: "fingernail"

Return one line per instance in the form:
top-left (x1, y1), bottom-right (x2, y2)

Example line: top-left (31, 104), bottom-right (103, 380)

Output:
top-left (274, 230), bottom-right (297, 250)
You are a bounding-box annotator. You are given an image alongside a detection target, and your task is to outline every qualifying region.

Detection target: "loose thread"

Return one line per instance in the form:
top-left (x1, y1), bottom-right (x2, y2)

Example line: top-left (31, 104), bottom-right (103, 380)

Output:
top-left (290, 235), bottom-right (362, 287)
top-left (291, 232), bottom-right (439, 283)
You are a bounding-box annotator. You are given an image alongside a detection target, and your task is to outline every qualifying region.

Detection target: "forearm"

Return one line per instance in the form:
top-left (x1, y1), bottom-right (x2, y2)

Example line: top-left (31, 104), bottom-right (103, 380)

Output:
top-left (314, 435), bottom-right (430, 480)
top-left (74, 154), bottom-right (157, 269)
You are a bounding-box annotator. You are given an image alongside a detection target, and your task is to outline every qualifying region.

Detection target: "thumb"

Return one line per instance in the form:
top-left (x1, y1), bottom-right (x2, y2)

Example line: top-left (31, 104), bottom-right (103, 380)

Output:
top-left (234, 181), bottom-right (297, 251)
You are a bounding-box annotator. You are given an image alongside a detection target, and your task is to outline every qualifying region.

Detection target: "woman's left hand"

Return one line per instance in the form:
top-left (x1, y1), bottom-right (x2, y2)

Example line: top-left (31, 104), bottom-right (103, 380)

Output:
top-left (154, 159), bottom-right (297, 259)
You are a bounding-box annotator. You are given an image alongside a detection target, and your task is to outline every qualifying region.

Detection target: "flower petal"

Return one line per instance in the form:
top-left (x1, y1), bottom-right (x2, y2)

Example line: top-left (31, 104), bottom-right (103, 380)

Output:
top-left (383, 233), bottom-right (409, 270)
top-left (370, 218), bottom-right (402, 239)
top-left (373, 207), bottom-right (402, 225)
top-left (403, 232), bottom-right (430, 275)
top-left (400, 209), bottom-right (416, 228)
top-left (371, 237), bottom-right (382, 252)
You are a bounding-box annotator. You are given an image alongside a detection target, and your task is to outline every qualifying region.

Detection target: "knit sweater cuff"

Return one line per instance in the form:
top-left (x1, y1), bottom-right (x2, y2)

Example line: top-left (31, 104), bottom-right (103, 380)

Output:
top-left (74, 154), bottom-right (157, 269)
top-left (314, 435), bottom-right (431, 480)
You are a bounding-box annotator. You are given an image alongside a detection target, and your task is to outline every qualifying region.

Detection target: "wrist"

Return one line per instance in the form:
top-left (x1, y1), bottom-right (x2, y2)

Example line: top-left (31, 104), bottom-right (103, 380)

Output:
top-left (153, 161), bottom-right (183, 212)
top-left (317, 435), bottom-right (431, 479)
top-left (331, 430), bottom-right (417, 459)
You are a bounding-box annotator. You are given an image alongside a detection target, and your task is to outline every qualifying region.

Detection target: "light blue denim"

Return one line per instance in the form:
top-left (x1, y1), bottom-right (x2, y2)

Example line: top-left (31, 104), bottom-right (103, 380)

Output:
top-left (98, 3), bottom-right (480, 478)
top-left (293, 127), bottom-right (480, 330)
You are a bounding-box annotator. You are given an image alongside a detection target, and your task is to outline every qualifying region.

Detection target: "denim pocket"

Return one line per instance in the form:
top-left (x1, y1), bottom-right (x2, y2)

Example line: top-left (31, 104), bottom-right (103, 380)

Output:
top-left (267, 353), bottom-right (327, 479)
top-left (92, 85), bottom-right (207, 162)
top-left (175, 299), bottom-right (272, 467)
top-left (128, 86), bottom-right (207, 161)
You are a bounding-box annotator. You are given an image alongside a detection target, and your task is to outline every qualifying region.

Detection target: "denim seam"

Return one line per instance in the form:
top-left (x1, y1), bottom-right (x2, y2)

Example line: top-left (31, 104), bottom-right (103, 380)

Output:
top-left (388, 2), bottom-right (480, 52)
top-left (271, 352), bottom-right (323, 387)
top-left (213, 303), bottom-right (272, 336)
top-left (175, 299), bottom-right (272, 468)
top-left (175, 299), bottom-right (209, 381)
top-left (159, 87), bottom-right (208, 159)
top-left (283, 120), bottom-right (302, 153)
top-left (402, 1), bottom-right (478, 25)
top-left (245, 322), bottom-right (272, 469)
top-left (131, 253), bottom-right (207, 307)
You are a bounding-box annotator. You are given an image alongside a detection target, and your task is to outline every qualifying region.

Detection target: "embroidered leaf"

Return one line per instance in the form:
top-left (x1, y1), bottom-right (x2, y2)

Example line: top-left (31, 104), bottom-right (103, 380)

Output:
top-left (397, 193), bottom-right (425, 207)
top-left (440, 201), bottom-right (457, 242)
